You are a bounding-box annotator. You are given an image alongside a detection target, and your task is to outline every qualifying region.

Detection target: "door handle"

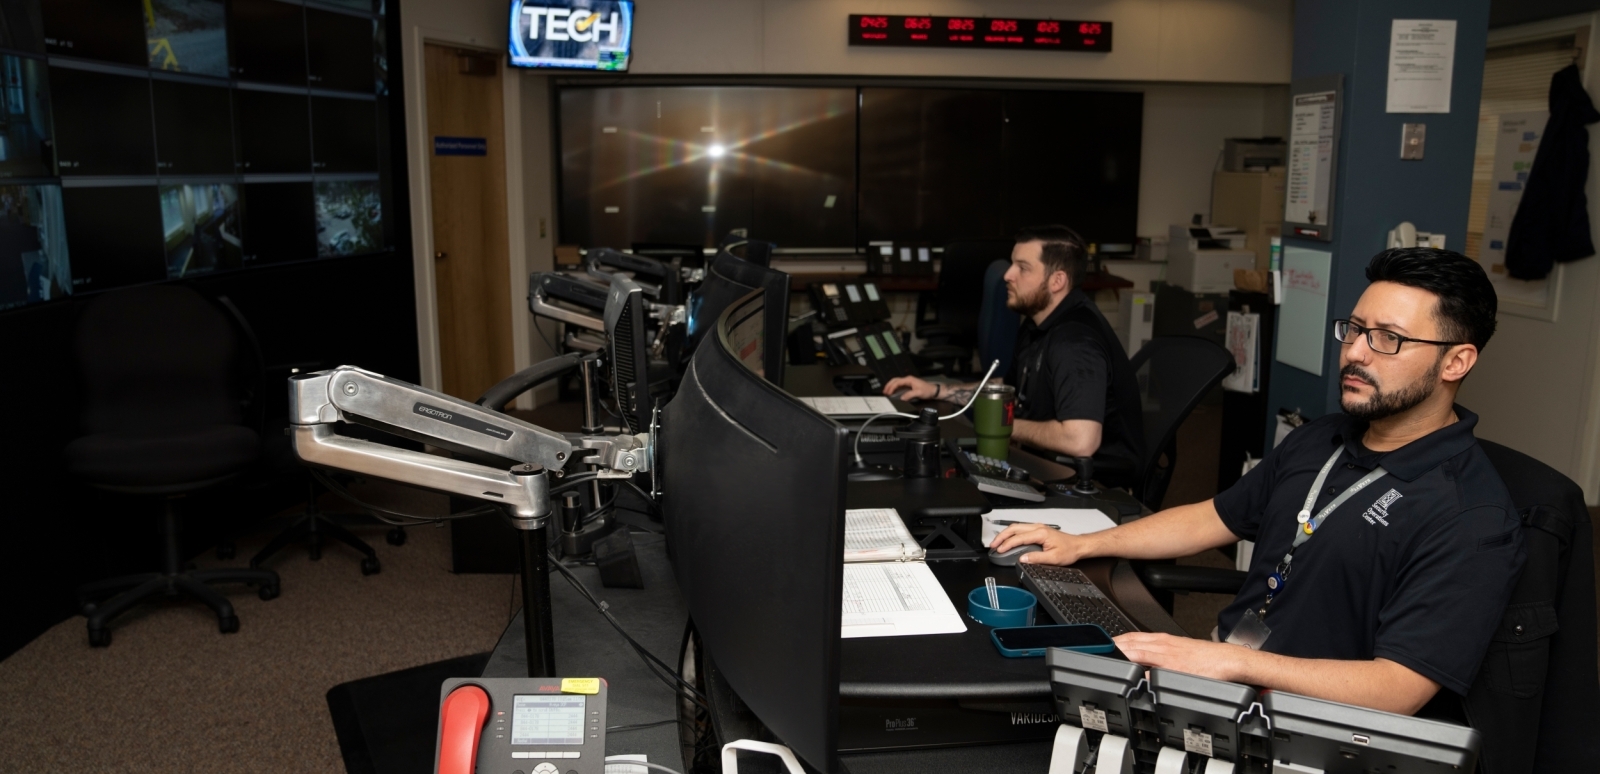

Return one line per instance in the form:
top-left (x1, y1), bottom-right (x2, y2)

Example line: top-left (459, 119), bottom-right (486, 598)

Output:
top-left (435, 251), bottom-right (447, 260)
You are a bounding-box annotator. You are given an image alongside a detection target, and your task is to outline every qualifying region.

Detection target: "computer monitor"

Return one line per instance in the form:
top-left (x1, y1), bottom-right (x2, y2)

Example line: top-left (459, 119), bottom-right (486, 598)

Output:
top-left (660, 287), bottom-right (849, 772)
top-left (1261, 691), bottom-right (1480, 773)
top-left (603, 274), bottom-right (651, 434)
top-left (683, 251), bottom-right (790, 384)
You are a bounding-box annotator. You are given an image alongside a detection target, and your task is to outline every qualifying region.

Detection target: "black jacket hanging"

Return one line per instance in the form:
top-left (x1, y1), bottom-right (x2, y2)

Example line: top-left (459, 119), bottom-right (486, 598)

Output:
top-left (1505, 64), bottom-right (1600, 280)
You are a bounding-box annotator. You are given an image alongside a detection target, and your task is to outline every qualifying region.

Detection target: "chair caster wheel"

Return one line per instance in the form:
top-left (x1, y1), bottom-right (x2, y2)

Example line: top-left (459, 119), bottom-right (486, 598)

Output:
top-left (88, 628), bottom-right (111, 647)
top-left (386, 528), bottom-right (407, 546)
top-left (216, 541), bottom-right (236, 560)
top-left (258, 584), bottom-right (281, 601)
top-left (360, 557), bottom-right (381, 576)
top-left (219, 615), bottom-right (240, 634)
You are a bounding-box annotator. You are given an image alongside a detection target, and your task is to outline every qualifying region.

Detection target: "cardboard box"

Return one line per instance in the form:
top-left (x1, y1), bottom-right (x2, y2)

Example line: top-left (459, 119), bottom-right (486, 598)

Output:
top-left (1212, 169), bottom-right (1286, 270)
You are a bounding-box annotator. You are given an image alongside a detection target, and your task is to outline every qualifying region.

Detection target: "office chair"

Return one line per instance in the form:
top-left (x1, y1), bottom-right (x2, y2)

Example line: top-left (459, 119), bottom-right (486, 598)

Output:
top-left (975, 258), bottom-right (1021, 379)
top-left (67, 284), bottom-right (281, 647)
top-left (1134, 439), bottom-right (1599, 772)
top-left (914, 240), bottom-right (1011, 375)
top-left (1090, 336), bottom-right (1235, 511)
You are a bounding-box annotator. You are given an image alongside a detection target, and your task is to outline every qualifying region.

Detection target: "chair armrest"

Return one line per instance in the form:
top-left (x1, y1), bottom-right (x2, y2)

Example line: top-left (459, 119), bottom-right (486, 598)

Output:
top-left (476, 353), bottom-right (584, 412)
top-left (1135, 565), bottom-right (1248, 595)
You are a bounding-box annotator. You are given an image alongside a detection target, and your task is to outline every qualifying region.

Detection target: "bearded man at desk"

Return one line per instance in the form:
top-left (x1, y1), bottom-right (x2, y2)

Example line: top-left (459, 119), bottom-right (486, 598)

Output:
top-left (884, 225), bottom-right (1144, 466)
top-left (992, 248), bottom-right (1523, 717)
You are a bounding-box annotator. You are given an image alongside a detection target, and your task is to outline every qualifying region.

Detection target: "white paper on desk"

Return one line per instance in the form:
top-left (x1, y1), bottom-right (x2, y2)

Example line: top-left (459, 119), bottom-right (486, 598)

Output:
top-left (841, 562), bottom-right (966, 639)
top-left (605, 754), bottom-right (648, 774)
top-left (845, 508), bottom-right (924, 562)
top-left (798, 395), bottom-right (897, 417)
top-left (981, 508), bottom-right (1117, 548)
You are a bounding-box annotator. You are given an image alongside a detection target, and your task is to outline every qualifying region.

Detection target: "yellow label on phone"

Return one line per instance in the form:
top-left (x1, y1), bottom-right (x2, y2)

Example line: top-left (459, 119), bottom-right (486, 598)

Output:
top-left (561, 678), bottom-right (600, 695)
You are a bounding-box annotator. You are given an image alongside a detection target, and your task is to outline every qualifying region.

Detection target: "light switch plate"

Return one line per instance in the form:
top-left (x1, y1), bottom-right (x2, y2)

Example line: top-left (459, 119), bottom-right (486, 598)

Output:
top-left (1401, 123), bottom-right (1426, 160)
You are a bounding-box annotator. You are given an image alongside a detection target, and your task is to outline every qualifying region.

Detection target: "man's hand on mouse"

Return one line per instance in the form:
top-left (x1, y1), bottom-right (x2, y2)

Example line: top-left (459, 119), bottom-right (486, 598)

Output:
top-left (882, 375), bottom-right (939, 401)
top-left (991, 522), bottom-right (1091, 566)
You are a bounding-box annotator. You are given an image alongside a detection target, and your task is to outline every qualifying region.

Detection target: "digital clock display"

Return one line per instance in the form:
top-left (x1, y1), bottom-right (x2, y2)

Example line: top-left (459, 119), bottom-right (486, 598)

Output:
top-left (848, 15), bottom-right (1112, 52)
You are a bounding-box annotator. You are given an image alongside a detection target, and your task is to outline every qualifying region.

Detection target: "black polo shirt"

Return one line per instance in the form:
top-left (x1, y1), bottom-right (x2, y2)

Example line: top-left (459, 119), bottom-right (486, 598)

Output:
top-left (1009, 289), bottom-right (1144, 467)
top-left (1212, 406), bottom-right (1524, 697)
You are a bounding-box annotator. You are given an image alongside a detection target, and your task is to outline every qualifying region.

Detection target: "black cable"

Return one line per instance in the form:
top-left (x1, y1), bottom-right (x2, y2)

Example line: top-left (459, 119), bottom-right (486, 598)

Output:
top-left (549, 472), bottom-right (606, 495)
top-left (545, 550), bottom-right (710, 710)
top-left (311, 469), bottom-right (499, 525)
top-left (532, 315), bottom-right (560, 354)
top-left (605, 718), bottom-right (677, 733)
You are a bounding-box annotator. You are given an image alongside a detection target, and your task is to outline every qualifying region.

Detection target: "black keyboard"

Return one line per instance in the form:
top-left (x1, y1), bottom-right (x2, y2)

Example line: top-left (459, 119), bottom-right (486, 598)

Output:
top-left (1018, 564), bottom-right (1139, 636)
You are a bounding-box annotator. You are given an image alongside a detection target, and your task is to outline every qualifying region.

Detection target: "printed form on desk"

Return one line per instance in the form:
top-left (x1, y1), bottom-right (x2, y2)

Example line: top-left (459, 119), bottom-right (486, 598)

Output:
top-left (798, 395), bottom-right (897, 417)
top-left (980, 508), bottom-right (1118, 548)
top-left (840, 508), bottom-right (966, 638)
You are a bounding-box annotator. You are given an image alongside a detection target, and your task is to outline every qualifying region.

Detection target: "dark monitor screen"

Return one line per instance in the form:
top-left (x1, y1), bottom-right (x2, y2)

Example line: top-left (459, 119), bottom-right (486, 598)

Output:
top-left (152, 78), bottom-right (236, 175)
top-left (0, 0), bottom-right (44, 55)
top-left (235, 88), bottom-right (311, 174)
top-left (228, 0), bottom-right (307, 85)
top-left (660, 287), bottom-right (848, 772)
top-left (240, 182), bottom-right (316, 266)
top-left (63, 185), bottom-right (165, 293)
top-left (48, 66), bottom-right (156, 177)
top-left (683, 251), bottom-right (788, 385)
top-left (306, 7), bottom-right (375, 93)
top-left (41, 0), bottom-right (147, 65)
top-left (311, 95), bottom-right (379, 173)
top-left (603, 274), bottom-right (650, 434)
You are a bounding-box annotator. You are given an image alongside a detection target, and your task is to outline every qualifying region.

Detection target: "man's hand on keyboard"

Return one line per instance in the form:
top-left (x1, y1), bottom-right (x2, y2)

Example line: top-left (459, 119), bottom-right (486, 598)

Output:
top-left (1111, 632), bottom-right (1249, 682)
top-left (992, 522), bottom-right (1092, 566)
top-left (882, 376), bottom-right (938, 401)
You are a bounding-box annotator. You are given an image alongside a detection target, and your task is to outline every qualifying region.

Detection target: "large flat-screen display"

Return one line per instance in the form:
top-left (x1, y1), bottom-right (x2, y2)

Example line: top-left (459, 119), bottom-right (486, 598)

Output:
top-left (509, 0), bottom-right (633, 71)
top-left (0, 0), bottom-right (398, 314)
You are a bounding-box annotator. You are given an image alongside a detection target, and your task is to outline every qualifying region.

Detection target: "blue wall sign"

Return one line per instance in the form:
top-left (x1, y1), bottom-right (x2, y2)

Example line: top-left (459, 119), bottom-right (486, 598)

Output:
top-left (434, 136), bottom-right (488, 156)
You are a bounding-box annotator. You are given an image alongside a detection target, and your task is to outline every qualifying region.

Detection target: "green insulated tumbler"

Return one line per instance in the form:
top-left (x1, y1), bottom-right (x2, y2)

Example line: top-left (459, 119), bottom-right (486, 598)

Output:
top-left (974, 383), bottom-right (1016, 459)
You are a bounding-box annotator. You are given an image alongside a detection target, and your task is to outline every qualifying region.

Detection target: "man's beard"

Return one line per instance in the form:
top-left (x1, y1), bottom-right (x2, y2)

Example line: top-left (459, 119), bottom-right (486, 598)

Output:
top-left (1339, 358), bottom-right (1441, 421)
top-left (1007, 282), bottom-right (1051, 316)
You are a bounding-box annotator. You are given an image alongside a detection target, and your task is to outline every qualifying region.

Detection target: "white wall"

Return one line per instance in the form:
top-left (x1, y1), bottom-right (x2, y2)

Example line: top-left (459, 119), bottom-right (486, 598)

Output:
top-left (1459, 14), bottom-right (1600, 503)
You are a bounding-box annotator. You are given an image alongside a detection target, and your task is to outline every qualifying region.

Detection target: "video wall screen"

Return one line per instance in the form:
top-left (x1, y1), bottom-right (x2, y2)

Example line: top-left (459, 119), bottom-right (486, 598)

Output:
top-left (557, 85), bottom-right (1143, 252)
top-left (0, 0), bottom-right (397, 313)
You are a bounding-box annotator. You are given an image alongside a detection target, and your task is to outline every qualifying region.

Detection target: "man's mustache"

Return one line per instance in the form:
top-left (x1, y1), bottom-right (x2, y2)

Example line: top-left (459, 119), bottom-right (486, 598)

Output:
top-left (1341, 364), bottom-right (1377, 388)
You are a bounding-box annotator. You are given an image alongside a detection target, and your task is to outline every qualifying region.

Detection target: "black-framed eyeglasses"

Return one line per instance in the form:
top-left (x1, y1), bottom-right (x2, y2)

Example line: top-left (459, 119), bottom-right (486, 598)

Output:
top-left (1332, 319), bottom-right (1464, 355)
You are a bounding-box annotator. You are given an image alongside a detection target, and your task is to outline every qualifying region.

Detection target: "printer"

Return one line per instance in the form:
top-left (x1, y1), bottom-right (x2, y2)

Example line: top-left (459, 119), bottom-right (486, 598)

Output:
top-left (1167, 224), bottom-right (1255, 294)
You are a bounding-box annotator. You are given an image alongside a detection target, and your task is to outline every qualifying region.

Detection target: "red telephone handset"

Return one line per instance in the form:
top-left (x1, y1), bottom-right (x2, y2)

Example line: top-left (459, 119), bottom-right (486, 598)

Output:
top-left (437, 684), bottom-right (491, 774)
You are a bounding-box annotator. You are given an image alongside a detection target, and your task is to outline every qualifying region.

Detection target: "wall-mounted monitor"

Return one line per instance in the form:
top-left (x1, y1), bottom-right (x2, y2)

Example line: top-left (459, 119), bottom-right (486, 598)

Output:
top-left (508, 0), bottom-right (633, 71)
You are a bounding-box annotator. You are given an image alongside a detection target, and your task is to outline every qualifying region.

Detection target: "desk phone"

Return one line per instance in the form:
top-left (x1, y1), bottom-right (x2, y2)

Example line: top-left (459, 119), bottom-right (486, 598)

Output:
top-left (825, 322), bottom-right (916, 384)
top-left (435, 677), bottom-right (608, 774)
top-left (810, 281), bottom-right (891, 328)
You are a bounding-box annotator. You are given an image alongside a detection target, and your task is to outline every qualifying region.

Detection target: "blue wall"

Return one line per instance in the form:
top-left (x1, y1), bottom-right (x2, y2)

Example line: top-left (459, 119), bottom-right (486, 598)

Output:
top-left (1268, 0), bottom-right (1491, 436)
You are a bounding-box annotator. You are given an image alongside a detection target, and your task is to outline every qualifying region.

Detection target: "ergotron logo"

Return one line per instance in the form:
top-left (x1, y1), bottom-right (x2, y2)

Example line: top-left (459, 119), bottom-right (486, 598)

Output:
top-left (414, 404), bottom-right (453, 421)
top-left (413, 402), bottom-right (515, 441)
top-left (522, 7), bottom-right (621, 44)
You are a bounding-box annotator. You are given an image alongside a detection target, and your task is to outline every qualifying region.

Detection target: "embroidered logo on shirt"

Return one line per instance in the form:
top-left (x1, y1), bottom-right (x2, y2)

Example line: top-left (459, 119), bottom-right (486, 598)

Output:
top-left (1361, 488), bottom-right (1404, 526)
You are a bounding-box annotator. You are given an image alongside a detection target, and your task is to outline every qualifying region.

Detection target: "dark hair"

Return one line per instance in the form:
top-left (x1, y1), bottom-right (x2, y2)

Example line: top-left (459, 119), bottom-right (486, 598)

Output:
top-left (1365, 247), bottom-right (1498, 350)
top-left (1015, 224), bottom-right (1088, 289)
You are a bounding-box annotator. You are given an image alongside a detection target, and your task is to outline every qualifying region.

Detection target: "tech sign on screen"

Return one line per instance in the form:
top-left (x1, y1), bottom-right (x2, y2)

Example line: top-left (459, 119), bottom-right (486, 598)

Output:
top-left (509, 0), bottom-right (634, 70)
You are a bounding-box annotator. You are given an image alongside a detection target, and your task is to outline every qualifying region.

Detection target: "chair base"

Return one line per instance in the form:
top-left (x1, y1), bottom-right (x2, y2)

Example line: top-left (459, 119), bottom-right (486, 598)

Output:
top-left (77, 496), bottom-right (280, 648)
top-left (249, 476), bottom-right (393, 575)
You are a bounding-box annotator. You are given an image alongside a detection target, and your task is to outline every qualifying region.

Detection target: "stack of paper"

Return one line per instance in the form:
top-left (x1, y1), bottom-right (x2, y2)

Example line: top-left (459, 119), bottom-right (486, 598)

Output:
top-left (980, 508), bottom-right (1118, 548)
top-left (840, 508), bottom-right (965, 639)
top-left (798, 395), bottom-right (897, 417)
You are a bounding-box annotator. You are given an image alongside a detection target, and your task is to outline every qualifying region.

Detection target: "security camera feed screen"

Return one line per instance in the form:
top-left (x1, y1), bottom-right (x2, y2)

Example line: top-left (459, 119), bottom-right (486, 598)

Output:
top-left (147, 0), bottom-right (229, 78)
top-left (0, 184), bottom-right (68, 311)
top-left (0, 0), bottom-right (398, 313)
top-left (162, 183), bottom-right (241, 278)
top-left (0, 55), bottom-right (54, 179)
top-left (315, 180), bottom-right (382, 257)
top-left (511, 695), bottom-right (586, 746)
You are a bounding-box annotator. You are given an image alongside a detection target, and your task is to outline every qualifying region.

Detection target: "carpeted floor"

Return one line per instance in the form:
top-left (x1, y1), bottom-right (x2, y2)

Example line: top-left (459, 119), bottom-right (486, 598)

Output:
top-left (0, 482), bottom-right (517, 774)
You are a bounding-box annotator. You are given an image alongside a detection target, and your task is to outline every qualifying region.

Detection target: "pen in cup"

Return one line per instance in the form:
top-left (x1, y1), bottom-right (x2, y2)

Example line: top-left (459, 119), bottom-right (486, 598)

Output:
top-left (985, 576), bottom-right (999, 609)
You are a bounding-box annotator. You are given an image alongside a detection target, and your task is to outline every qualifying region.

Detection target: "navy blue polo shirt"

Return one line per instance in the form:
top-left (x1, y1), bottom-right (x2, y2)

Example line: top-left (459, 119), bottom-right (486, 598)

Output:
top-left (1212, 406), bottom-right (1524, 697)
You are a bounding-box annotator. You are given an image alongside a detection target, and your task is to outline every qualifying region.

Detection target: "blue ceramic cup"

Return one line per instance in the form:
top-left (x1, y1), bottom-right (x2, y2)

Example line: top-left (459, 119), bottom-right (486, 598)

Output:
top-left (967, 585), bottom-right (1036, 627)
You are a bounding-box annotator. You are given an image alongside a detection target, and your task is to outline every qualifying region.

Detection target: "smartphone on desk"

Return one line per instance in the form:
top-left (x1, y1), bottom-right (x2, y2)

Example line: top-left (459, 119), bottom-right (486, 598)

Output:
top-left (991, 624), bottom-right (1116, 658)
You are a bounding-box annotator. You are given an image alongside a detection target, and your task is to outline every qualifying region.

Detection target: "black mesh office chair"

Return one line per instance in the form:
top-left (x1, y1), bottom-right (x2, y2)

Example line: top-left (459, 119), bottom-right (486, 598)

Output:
top-left (914, 240), bottom-right (1011, 376)
top-left (67, 285), bottom-right (280, 647)
top-left (1094, 335), bottom-right (1235, 511)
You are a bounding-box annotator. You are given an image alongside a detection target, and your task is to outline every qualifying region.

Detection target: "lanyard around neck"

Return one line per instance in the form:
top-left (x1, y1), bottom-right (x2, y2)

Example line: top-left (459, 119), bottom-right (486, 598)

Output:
top-left (1257, 446), bottom-right (1387, 617)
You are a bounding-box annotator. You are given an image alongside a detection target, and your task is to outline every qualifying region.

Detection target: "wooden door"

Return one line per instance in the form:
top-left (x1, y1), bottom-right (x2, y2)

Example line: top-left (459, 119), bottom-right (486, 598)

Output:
top-left (426, 43), bottom-right (513, 400)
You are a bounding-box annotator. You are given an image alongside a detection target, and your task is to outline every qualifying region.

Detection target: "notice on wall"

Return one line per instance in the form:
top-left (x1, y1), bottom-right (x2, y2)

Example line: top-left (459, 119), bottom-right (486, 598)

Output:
top-left (1482, 111), bottom-right (1561, 318)
top-left (1275, 246), bottom-right (1332, 377)
top-left (1285, 91), bottom-right (1336, 226)
top-left (1387, 20), bottom-right (1457, 113)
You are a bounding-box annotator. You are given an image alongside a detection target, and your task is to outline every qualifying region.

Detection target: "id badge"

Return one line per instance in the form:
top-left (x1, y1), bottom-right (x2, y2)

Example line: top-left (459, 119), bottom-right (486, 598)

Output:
top-left (1225, 608), bottom-right (1272, 650)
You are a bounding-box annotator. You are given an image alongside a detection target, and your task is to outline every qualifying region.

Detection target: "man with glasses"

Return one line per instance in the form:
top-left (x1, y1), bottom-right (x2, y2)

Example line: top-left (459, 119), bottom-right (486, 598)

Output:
top-left (992, 248), bottom-right (1523, 717)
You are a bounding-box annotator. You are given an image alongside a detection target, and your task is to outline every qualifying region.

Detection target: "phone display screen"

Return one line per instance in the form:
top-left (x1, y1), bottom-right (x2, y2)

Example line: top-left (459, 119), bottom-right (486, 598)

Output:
top-left (881, 332), bottom-right (902, 355)
top-left (993, 625), bottom-right (1114, 651)
top-left (864, 334), bottom-right (886, 360)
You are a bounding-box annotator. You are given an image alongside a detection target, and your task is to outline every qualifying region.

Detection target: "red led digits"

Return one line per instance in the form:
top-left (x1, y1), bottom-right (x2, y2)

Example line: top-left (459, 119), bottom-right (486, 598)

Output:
top-left (948, 18), bottom-right (975, 31)
top-left (904, 16), bottom-right (931, 30)
top-left (1079, 22), bottom-right (1102, 34)
top-left (859, 16), bottom-right (888, 28)
top-left (1037, 21), bottom-right (1060, 33)
top-left (990, 19), bottom-right (1018, 32)
top-left (851, 15), bottom-right (1110, 51)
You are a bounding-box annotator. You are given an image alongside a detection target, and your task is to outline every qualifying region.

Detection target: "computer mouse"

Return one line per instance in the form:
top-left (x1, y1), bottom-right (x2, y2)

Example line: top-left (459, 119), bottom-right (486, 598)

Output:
top-left (987, 543), bottom-right (1042, 567)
